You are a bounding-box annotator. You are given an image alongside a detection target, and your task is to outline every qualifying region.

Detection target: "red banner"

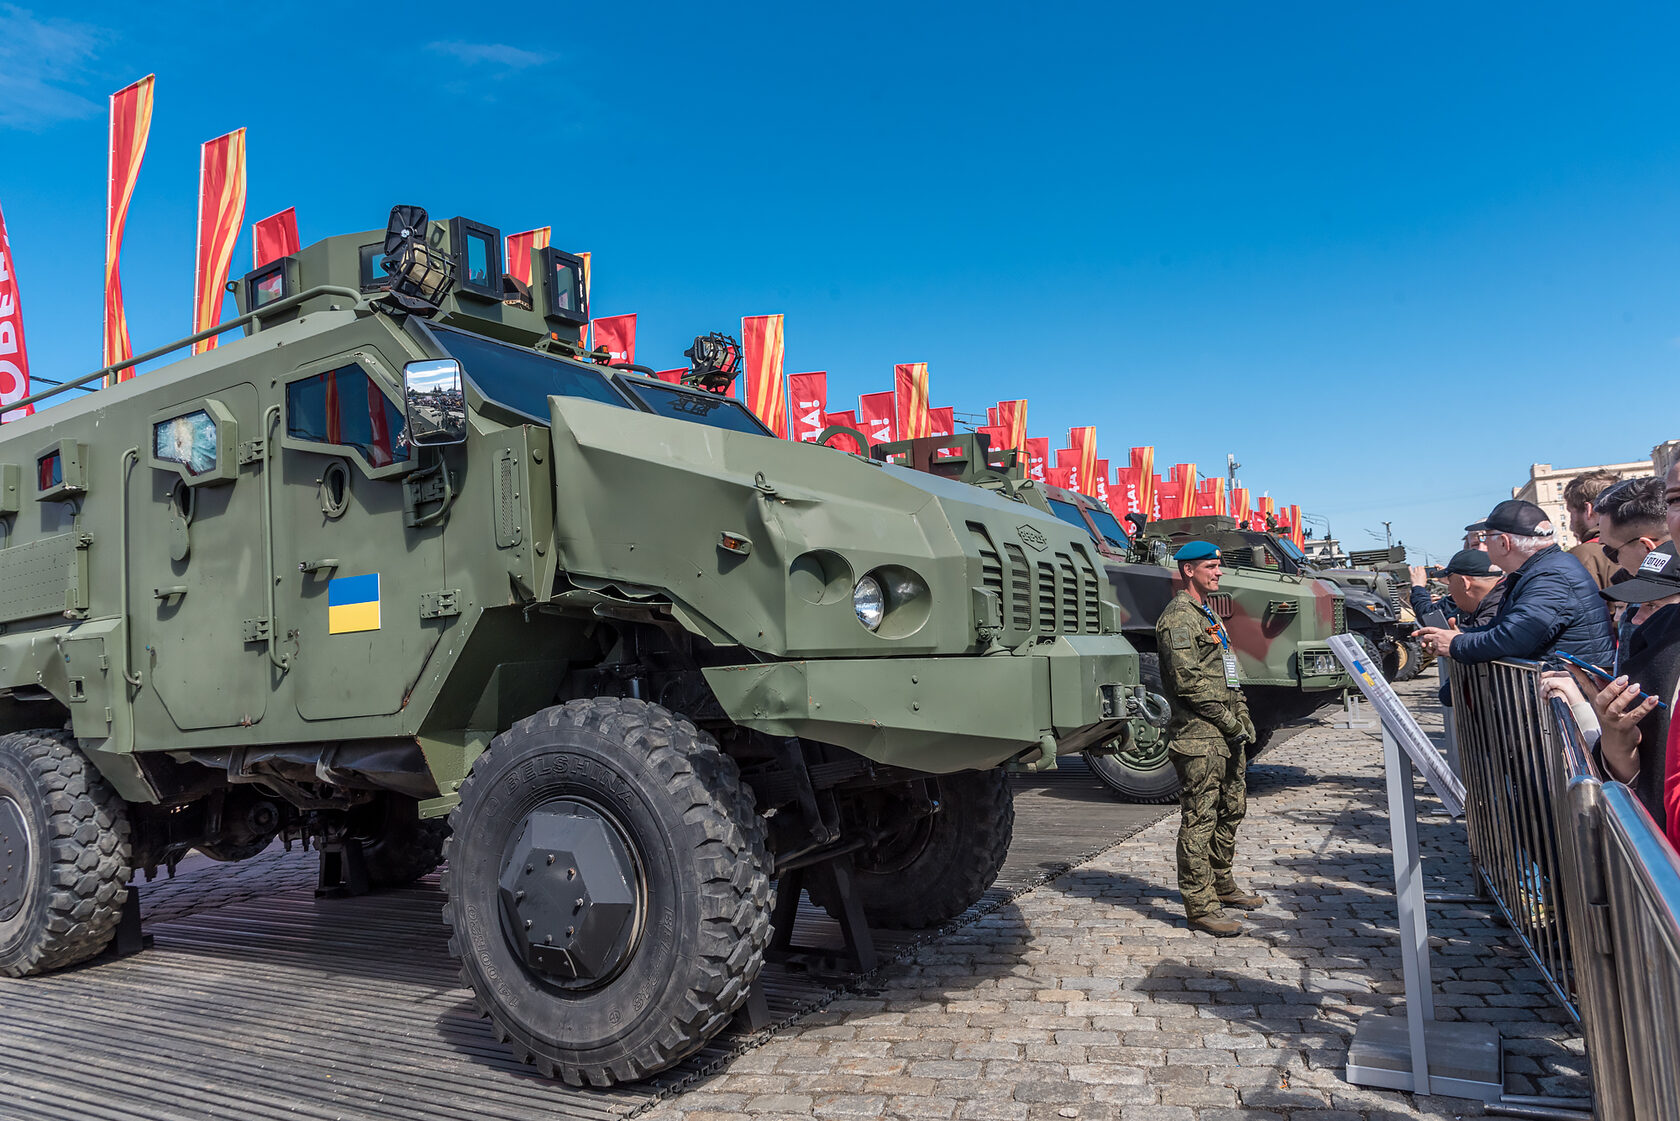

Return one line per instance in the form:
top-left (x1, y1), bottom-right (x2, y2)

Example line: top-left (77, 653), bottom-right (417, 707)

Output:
top-left (929, 406), bottom-right (954, 438)
top-left (995, 399), bottom-right (1028, 451)
top-left (192, 128), bottom-right (247, 355)
top-left (1257, 495), bottom-right (1276, 528)
top-left (1055, 448), bottom-right (1082, 494)
top-left (824, 408), bottom-right (857, 430)
top-left (591, 313), bottom-right (635, 366)
top-left (741, 314), bottom-right (788, 437)
top-left (653, 368), bottom-right (684, 384)
top-left (1129, 448), bottom-right (1156, 519)
top-left (893, 362), bottom-right (931, 441)
top-left (1094, 458), bottom-right (1110, 508)
top-left (105, 74), bottom-right (155, 380)
top-left (788, 371), bottom-right (827, 442)
top-left (1287, 504), bottom-right (1304, 547)
top-left (857, 391), bottom-right (894, 446)
top-left (1113, 467), bottom-right (1141, 514)
top-left (1045, 465), bottom-right (1073, 490)
top-left (1151, 474), bottom-right (1164, 520)
top-left (0, 203), bottom-right (34, 421)
top-left (504, 226), bottom-right (550, 287)
top-left (253, 207), bottom-right (299, 269)
top-left (1024, 437), bottom-right (1049, 483)
top-left (977, 424), bottom-right (1010, 454)
top-left (1167, 463), bottom-right (1198, 518)
top-left (1231, 487), bottom-right (1251, 525)
top-left (1069, 427), bottom-right (1097, 495)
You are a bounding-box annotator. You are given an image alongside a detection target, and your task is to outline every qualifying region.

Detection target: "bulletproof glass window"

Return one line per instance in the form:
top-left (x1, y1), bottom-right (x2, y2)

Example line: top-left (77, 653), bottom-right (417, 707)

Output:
top-left (357, 243), bottom-right (391, 292)
top-left (254, 270), bottom-right (285, 307)
top-left (154, 410), bottom-right (218, 476)
top-left (36, 451), bottom-right (60, 491)
top-left (1085, 507), bottom-right (1131, 551)
top-left (432, 324), bottom-right (630, 422)
top-left (465, 233), bottom-right (491, 285)
top-left (286, 363), bottom-right (410, 468)
top-left (1048, 499), bottom-right (1095, 539)
top-left (621, 381), bottom-right (775, 436)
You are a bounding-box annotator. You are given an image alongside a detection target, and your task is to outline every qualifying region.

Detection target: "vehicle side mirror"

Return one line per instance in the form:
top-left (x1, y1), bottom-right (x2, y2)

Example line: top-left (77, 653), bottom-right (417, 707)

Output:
top-left (402, 359), bottom-right (467, 447)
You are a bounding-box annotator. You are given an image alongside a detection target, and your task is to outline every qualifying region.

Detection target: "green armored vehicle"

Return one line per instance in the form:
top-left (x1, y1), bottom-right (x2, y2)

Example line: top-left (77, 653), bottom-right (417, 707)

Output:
top-left (1144, 514), bottom-right (1410, 679)
top-left (0, 207), bottom-right (1149, 1086)
top-left (870, 435), bottom-right (1351, 801)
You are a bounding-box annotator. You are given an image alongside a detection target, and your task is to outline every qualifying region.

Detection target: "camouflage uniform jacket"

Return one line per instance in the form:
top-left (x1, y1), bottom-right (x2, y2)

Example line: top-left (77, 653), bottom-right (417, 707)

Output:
top-left (1156, 590), bottom-right (1251, 757)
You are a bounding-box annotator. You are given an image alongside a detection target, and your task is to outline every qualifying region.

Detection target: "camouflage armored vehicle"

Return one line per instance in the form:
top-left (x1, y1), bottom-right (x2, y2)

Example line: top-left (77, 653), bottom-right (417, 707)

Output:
top-left (1144, 515), bottom-right (1410, 680)
top-left (870, 435), bottom-right (1352, 802)
top-left (1332, 545), bottom-right (1427, 681)
top-left (0, 206), bottom-right (1151, 1086)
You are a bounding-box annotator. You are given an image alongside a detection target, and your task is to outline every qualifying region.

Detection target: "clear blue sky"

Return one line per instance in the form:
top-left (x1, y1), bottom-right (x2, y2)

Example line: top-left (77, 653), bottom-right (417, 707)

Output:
top-left (2, 2), bottom-right (1675, 562)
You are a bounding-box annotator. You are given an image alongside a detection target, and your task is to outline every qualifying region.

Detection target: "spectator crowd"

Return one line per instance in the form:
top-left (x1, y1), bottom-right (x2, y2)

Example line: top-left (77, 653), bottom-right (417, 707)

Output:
top-left (1408, 456), bottom-right (1680, 853)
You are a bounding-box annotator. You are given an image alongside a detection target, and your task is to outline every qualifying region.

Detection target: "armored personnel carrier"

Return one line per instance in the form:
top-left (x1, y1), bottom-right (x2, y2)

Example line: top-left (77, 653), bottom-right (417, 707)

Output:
top-left (1143, 514), bottom-right (1410, 679)
top-left (869, 435), bottom-right (1352, 801)
top-left (0, 207), bottom-right (1151, 1086)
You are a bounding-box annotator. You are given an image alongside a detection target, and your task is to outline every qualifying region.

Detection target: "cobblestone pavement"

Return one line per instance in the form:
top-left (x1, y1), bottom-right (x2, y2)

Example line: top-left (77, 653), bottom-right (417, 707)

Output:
top-left (643, 675), bottom-right (1587, 1121)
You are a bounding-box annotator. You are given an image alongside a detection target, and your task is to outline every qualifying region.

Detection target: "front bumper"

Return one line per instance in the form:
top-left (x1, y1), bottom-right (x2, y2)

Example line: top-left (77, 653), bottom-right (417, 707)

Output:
top-left (702, 634), bottom-right (1140, 773)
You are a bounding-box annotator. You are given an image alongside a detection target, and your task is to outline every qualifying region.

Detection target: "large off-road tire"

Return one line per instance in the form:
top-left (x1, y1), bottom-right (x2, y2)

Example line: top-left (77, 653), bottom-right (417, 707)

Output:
top-left (348, 795), bottom-right (449, 888)
top-left (1086, 651), bottom-right (1181, 803)
top-left (0, 730), bottom-right (132, 976)
top-left (1392, 638), bottom-right (1424, 683)
top-left (808, 767), bottom-right (1013, 930)
top-left (443, 698), bottom-right (772, 1087)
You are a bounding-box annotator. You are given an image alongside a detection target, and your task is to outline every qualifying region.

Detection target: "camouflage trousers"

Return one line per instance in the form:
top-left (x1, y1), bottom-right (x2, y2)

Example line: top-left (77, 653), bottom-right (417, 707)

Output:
top-left (1170, 747), bottom-right (1248, 920)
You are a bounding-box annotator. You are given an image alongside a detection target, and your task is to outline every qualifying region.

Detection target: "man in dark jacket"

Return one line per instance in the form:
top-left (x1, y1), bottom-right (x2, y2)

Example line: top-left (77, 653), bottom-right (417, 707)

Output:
top-left (1413, 499), bottom-right (1615, 669)
top-left (1409, 549), bottom-right (1506, 705)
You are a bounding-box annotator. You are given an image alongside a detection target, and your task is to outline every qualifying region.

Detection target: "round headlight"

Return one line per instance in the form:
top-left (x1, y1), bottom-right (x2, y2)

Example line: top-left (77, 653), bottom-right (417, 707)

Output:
top-left (853, 575), bottom-right (885, 631)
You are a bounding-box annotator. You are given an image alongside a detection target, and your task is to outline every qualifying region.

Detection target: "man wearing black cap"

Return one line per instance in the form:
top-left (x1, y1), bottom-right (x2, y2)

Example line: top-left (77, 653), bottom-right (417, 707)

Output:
top-left (1157, 541), bottom-right (1261, 938)
top-left (1413, 499), bottom-right (1614, 669)
top-left (1408, 549), bottom-right (1504, 631)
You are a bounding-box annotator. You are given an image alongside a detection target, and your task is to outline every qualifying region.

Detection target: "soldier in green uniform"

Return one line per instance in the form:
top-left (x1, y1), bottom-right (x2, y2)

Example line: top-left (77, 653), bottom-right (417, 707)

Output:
top-left (1157, 541), bottom-right (1266, 937)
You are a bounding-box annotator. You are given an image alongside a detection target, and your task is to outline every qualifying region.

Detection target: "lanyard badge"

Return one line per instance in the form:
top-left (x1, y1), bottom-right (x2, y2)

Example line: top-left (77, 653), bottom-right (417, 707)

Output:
top-left (1200, 602), bottom-right (1241, 688)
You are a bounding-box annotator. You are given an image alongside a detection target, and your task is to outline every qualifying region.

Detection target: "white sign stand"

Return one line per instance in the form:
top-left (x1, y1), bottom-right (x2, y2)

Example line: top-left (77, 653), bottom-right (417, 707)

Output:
top-left (1328, 635), bottom-right (1503, 1102)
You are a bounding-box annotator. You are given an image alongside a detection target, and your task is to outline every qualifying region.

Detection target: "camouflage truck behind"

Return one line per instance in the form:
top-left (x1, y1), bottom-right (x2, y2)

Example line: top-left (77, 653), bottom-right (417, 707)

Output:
top-left (870, 435), bottom-right (1352, 802)
top-left (1144, 514), bottom-right (1411, 680)
top-left (0, 207), bottom-right (1150, 1086)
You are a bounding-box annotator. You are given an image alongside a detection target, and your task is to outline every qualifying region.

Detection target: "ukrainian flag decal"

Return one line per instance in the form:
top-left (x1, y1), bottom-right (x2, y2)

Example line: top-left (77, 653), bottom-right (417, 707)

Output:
top-left (328, 573), bottom-right (381, 634)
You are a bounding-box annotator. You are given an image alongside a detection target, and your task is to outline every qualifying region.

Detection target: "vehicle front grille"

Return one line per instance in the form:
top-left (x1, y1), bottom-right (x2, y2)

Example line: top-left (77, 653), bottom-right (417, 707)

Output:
top-left (1333, 597), bottom-right (1346, 634)
top-left (971, 523), bottom-right (1105, 638)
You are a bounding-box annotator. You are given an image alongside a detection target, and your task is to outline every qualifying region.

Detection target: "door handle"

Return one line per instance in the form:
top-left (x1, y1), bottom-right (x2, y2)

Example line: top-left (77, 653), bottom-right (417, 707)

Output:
top-left (153, 586), bottom-right (188, 601)
top-left (299, 558), bottom-right (340, 575)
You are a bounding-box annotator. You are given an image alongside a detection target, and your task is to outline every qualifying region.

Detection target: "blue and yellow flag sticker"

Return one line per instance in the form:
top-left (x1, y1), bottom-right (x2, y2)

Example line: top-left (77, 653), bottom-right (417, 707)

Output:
top-left (328, 573), bottom-right (381, 634)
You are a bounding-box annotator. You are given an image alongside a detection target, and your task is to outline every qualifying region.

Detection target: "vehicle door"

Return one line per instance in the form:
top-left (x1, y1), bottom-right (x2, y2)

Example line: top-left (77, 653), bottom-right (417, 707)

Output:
top-left (276, 348), bottom-right (446, 722)
top-left (130, 384), bottom-right (272, 731)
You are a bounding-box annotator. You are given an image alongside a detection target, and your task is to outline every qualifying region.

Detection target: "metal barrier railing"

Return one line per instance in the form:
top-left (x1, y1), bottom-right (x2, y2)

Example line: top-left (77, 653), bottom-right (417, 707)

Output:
top-left (1448, 658), bottom-right (1680, 1120)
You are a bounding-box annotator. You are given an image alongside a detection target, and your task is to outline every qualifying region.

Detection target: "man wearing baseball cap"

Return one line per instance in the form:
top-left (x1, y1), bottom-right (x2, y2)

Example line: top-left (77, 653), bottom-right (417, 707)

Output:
top-left (1413, 499), bottom-right (1614, 670)
top-left (1408, 548), bottom-right (1505, 632)
top-left (1554, 542), bottom-right (1680, 827)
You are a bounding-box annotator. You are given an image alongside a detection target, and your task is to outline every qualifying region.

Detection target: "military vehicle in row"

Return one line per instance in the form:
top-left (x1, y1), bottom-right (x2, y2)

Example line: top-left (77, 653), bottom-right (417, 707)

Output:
top-left (0, 207), bottom-right (1154, 1086)
top-left (868, 435), bottom-right (1352, 802)
top-left (1143, 514), bottom-right (1412, 681)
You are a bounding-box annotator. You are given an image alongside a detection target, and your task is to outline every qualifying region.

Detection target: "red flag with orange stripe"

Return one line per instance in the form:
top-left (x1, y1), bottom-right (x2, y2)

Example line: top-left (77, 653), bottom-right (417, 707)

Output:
top-left (893, 362), bottom-right (931, 441)
top-left (1130, 448), bottom-right (1156, 519)
top-left (1288, 504), bottom-right (1304, 547)
top-left (1069, 427), bottom-right (1097, 495)
top-left (504, 227), bottom-right (551, 287)
top-left (105, 75), bottom-right (155, 379)
top-left (253, 207), bottom-right (299, 269)
top-left (741, 314), bottom-right (789, 437)
top-left (192, 128), bottom-right (247, 355)
top-left (995, 399), bottom-right (1028, 451)
top-left (1231, 487), bottom-right (1251, 525)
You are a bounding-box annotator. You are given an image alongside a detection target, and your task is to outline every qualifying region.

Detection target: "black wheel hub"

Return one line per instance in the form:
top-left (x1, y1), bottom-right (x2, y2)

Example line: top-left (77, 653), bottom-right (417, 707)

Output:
top-left (0, 795), bottom-right (29, 922)
top-left (497, 800), bottom-right (641, 989)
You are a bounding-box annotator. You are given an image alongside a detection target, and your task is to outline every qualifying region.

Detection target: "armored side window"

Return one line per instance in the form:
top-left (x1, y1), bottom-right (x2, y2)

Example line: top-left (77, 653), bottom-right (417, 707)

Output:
top-left (148, 399), bottom-right (239, 485)
top-left (286, 363), bottom-right (410, 469)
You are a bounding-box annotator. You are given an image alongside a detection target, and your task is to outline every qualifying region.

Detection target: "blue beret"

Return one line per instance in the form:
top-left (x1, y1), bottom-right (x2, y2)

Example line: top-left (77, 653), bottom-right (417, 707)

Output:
top-left (1173, 540), bottom-right (1221, 562)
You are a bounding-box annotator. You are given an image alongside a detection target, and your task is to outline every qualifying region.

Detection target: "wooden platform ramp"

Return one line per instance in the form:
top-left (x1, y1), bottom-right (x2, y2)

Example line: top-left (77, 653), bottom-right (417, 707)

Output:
top-left (0, 758), bottom-right (1169, 1121)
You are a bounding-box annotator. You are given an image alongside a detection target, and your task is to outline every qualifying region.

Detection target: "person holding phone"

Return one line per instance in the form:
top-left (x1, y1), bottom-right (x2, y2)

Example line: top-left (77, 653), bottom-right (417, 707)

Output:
top-left (1542, 541), bottom-right (1680, 824)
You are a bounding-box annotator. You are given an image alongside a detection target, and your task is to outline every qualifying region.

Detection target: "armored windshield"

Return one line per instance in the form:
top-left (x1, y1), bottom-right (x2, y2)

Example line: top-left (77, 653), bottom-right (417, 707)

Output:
top-left (1048, 499), bottom-right (1093, 536)
top-left (1085, 507), bottom-right (1131, 551)
top-left (1274, 537), bottom-right (1307, 564)
top-left (621, 380), bottom-right (774, 436)
top-left (432, 325), bottom-right (631, 421)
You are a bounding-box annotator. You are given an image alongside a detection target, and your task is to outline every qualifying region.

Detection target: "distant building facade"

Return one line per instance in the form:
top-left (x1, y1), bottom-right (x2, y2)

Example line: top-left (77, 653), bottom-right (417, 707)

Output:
top-left (1511, 442), bottom-right (1676, 549)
